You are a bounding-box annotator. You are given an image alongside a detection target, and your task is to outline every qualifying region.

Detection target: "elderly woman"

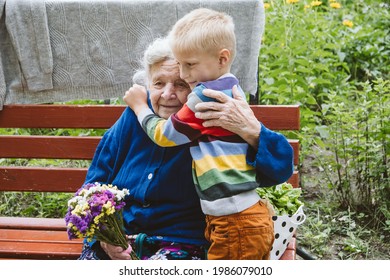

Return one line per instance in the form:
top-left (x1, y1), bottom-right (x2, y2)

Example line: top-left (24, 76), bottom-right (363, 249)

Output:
top-left (78, 38), bottom-right (293, 260)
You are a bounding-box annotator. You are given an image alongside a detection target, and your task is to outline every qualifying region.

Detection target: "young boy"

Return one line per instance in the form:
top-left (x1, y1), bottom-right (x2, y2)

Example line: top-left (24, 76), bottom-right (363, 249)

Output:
top-left (123, 8), bottom-right (275, 259)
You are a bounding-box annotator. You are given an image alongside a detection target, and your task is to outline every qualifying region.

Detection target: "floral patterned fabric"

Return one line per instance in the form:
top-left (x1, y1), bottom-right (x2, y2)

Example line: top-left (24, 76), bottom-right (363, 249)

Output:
top-left (78, 235), bottom-right (207, 260)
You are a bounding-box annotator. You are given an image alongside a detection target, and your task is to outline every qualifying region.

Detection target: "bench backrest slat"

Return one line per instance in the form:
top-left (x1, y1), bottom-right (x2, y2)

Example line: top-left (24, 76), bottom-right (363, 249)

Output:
top-left (0, 104), bottom-right (300, 193)
top-left (0, 105), bottom-right (124, 128)
top-left (0, 105), bottom-right (300, 130)
top-left (0, 136), bottom-right (299, 165)
top-left (0, 167), bottom-right (87, 192)
top-left (250, 105), bottom-right (300, 130)
top-left (0, 136), bottom-right (100, 159)
top-left (0, 167), bottom-right (299, 193)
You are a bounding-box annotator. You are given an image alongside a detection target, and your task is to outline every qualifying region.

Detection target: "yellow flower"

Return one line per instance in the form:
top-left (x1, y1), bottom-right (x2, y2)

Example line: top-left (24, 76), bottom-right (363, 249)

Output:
top-left (87, 224), bottom-right (97, 239)
top-left (330, 2), bottom-right (341, 9)
top-left (343, 19), bottom-right (354, 28)
top-left (329, 0), bottom-right (336, 2)
top-left (94, 212), bottom-right (104, 224)
top-left (286, 0), bottom-right (300, 4)
top-left (71, 204), bottom-right (83, 216)
top-left (304, 4), bottom-right (311, 10)
top-left (264, 3), bottom-right (271, 9)
top-left (103, 201), bottom-right (115, 215)
top-left (311, 1), bottom-right (322, 6)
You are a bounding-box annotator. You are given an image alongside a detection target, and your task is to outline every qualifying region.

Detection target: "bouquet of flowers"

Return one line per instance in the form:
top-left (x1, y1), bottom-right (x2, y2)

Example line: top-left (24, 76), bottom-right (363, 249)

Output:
top-left (65, 182), bottom-right (138, 260)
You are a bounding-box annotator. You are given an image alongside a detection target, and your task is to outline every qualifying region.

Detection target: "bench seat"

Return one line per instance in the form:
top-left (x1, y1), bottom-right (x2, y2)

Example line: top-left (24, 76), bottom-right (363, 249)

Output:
top-left (0, 104), bottom-right (300, 260)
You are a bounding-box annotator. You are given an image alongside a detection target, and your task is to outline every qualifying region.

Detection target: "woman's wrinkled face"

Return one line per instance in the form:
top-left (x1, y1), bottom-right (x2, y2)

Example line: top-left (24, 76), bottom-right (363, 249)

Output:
top-left (148, 59), bottom-right (191, 119)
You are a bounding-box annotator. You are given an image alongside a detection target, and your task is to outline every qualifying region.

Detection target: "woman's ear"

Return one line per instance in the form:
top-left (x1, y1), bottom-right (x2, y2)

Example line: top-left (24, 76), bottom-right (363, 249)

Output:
top-left (218, 49), bottom-right (231, 67)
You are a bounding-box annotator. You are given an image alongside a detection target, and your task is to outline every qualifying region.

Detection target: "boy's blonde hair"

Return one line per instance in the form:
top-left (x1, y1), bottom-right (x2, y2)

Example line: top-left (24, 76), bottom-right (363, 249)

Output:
top-left (168, 8), bottom-right (236, 64)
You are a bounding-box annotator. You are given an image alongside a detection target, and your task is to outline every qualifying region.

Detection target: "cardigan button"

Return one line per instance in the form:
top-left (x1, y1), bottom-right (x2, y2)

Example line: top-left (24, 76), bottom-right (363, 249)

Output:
top-left (142, 203), bottom-right (150, 208)
top-left (147, 173), bottom-right (153, 180)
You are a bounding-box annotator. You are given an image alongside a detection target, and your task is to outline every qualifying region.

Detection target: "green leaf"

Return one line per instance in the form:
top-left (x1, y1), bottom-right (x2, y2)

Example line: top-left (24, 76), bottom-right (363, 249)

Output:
top-left (316, 125), bottom-right (330, 139)
top-left (256, 183), bottom-right (304, 215)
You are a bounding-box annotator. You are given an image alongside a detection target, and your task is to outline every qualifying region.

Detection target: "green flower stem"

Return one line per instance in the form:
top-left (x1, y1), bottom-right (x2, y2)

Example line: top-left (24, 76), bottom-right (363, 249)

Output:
top-left (96, 215), bottom-right (139, 260)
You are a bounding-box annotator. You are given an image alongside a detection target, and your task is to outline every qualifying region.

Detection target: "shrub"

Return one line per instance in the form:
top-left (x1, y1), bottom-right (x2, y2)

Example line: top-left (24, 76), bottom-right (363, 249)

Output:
top-left (314, 79), bottom-right (389, 229)
top-left (260, 0), bottom-right (390, 241)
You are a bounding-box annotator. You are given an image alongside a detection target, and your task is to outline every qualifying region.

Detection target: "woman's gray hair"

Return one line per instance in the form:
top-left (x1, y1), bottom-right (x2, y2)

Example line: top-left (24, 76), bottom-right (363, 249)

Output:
top-left (132, 37), bottom-right (174, 85)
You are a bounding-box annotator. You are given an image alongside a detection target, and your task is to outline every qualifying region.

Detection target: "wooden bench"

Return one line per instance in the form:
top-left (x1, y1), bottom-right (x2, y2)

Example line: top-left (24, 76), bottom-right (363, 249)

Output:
top-left (0, 104), bottom-right (300, 260)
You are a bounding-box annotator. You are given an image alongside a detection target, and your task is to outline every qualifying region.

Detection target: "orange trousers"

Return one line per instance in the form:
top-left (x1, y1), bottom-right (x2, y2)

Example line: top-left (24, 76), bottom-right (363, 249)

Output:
top-left (204, 201), bottom-right (274, 260)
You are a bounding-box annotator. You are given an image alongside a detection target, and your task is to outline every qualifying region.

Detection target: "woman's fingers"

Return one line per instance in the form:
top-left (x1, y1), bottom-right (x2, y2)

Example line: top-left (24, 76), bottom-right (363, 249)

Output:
top-left (194, 85), bottom-right (261, 149)
top-left (101, 241), bottom-right (132, 260)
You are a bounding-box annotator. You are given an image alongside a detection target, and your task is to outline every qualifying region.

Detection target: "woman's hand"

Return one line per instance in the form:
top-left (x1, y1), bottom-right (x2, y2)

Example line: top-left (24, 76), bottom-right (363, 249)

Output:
top-left (195, 85), bottom-right (261, 149)
top-left (100, 241), bottom-right (133, 260)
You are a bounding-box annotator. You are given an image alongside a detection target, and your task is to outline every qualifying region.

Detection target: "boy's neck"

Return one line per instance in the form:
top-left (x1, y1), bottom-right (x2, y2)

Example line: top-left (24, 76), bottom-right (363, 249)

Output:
top-left (218, 72), bottom-right (234, 79)
top-left (214, 65), bottom-right (232, 79)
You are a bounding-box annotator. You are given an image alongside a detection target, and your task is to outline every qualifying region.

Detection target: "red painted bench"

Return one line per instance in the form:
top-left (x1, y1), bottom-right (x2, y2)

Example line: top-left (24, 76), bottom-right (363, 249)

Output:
top-left (0, 104), bottom-right (300, 260)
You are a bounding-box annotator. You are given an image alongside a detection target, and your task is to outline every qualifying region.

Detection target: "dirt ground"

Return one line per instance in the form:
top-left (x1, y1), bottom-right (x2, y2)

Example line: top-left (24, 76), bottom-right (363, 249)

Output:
top-left (298, 154), bottom-right (390, 260)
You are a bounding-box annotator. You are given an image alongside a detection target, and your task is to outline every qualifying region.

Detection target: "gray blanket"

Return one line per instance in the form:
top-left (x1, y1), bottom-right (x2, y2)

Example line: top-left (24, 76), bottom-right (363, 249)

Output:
top-left (0, 0), bottom-right (265, 110)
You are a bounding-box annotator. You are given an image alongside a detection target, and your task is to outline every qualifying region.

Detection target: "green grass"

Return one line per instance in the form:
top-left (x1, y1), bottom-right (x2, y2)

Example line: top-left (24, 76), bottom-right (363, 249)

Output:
top-left (0, 192), bottom-right (73, 218)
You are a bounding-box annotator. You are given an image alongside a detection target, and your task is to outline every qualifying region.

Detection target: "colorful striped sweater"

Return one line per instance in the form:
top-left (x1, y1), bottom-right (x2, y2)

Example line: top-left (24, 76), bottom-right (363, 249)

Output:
top-left (138, 74), bottom-right (260, 216)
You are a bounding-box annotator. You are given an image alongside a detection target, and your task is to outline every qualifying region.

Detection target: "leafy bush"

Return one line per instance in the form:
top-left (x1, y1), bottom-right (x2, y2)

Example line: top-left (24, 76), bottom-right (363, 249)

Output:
top-left (260, 0), bottom-right (389, 258)
top-left (0, 192), bottom-right (72, 218)
top-left (314, 79), bottom-right (389, 228)
top-left (260, 0), bottom-right (352, 128)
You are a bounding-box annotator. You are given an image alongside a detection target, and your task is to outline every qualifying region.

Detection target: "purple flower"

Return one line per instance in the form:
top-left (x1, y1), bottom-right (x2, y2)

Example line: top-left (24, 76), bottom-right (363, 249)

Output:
top-left (115, 201), bottom-right (126, 210)
top-left (64, 183), bottom-right (136, 258)
top-left (65, 210), bottom-right (93, 239)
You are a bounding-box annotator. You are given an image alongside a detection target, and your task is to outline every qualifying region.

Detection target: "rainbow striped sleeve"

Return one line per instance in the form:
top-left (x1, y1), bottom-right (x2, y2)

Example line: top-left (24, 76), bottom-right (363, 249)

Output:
top-left (137, 104), bottom-right (201, 147)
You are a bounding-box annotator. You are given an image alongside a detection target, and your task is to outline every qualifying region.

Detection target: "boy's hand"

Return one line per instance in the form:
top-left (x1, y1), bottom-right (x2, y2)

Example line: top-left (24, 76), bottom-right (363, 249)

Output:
top-left (123, 84), bottom-right (149, 115)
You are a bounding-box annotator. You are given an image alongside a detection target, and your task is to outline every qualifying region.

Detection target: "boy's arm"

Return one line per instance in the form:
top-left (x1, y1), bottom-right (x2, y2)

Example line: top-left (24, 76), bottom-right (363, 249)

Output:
top-left (124, 86), bottom-right (202, 147)
top-left (138, 111), bottom-right (196, 147)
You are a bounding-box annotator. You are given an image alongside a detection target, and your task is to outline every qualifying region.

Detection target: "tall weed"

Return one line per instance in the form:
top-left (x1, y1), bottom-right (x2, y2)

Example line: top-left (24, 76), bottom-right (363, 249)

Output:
top-left (315, 79), bottom-right (389, 228)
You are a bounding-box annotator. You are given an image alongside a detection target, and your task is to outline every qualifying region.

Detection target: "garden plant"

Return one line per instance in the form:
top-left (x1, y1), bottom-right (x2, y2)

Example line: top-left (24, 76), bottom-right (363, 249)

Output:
top-left (259, 0), bottom-right (389, 259)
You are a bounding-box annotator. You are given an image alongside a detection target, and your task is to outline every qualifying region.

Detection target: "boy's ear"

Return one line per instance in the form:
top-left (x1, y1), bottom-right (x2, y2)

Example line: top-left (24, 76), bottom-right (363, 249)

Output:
top-left (218, 49), bottom-right (231, 67)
